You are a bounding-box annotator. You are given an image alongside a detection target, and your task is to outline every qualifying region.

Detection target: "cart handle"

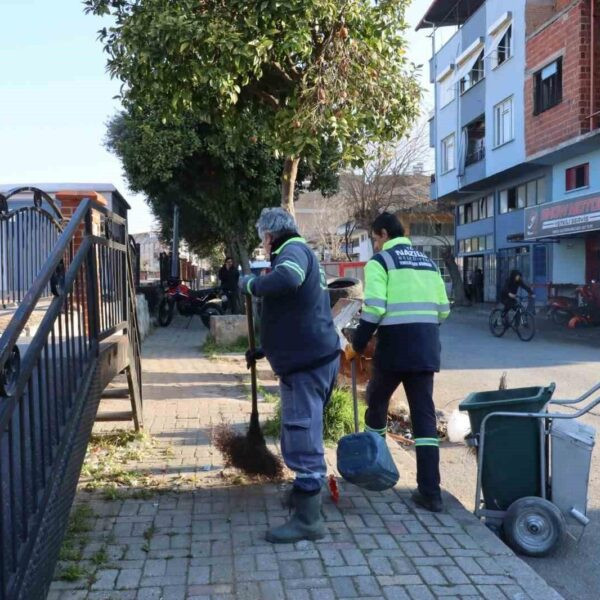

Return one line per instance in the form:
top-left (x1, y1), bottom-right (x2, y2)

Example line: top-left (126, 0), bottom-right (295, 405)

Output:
top-left (479, 393), bottom-right (600, 431)
top-left (550, 382), bottom-right (600, 406)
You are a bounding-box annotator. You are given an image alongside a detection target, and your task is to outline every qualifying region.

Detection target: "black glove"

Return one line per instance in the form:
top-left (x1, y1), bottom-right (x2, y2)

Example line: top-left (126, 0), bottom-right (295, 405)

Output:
top-left (245, 348), bottom-right (265, 369)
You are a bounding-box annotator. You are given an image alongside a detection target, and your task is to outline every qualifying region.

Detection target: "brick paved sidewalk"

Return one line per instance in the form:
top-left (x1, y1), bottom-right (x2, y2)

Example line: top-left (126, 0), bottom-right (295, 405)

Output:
top-left (48, 318), bottom-right (564, 600)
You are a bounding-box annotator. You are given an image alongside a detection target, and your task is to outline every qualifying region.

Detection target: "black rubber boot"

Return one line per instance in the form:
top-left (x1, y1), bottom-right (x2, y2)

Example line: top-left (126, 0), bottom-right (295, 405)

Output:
top-left (266, 491), bottom-right (325, 543)
top-left (411, 490), bottom-right (444, 513)
top-left (280, 485), bottom-right (296, 510)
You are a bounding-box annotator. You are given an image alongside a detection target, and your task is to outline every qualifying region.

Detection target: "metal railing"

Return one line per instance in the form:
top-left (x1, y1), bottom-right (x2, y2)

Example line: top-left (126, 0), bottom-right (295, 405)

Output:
top-left (0, 187), bottom-right (65, 307)
top-left (0, 195), bottom-right (142, 600)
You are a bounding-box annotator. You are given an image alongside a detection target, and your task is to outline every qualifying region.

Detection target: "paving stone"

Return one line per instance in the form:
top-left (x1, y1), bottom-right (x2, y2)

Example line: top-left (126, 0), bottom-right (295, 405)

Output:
top-left (478, 585), bottom-right (509, 600)
top-left (382, 586), bottom-right (411, 600)
top-left (331, 576), bottom-right (359, 598)
top-left (405, 584), bottom-right (436, 600)
top-left (91, 569), bottom-right (119, 591)
top-left (116, 568), bottom-right (142, 590)
top-left (354, 575), bottom-right (382, 596)
top-left (417, 566), bottom-right (447, 585)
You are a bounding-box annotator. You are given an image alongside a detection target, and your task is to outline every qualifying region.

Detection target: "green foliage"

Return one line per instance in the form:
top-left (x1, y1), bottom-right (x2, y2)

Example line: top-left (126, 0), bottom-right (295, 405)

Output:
top-left (202, 334), bottom-right (248, 357)
top-left (85, 0), bottom-right (421, 204)
top-left (106, 112), bottom-right (281, 263)
top-left (59, 563), bottom-right (88, 582)
top-left (263, 386), bottom-right (365, 445)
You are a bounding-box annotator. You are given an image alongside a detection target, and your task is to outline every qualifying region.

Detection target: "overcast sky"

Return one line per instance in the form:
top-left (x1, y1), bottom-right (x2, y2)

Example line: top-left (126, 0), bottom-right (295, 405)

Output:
top-left (0, 0), bottom-right (440, 233)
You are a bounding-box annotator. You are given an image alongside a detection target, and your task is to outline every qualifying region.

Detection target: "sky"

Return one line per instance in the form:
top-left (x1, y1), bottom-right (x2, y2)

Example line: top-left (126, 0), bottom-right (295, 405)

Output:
top-left (0, 0), bottom-right (439, 234)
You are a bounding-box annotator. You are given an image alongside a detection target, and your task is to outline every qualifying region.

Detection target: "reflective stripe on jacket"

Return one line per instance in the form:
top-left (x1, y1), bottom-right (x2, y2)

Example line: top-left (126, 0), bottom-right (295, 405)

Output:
top-left (353, 237), bottom-right (450, 372)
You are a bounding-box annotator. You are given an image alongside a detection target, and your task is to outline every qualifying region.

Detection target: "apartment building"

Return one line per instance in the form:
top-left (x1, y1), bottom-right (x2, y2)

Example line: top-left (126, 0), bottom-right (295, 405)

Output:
top-left (419, 0), bottom-right (600, 301)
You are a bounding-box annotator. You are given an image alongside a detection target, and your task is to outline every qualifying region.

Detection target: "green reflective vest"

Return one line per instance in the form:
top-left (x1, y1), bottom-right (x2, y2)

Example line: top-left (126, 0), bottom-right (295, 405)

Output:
top-left (362, 237), bottom-right (450, 327)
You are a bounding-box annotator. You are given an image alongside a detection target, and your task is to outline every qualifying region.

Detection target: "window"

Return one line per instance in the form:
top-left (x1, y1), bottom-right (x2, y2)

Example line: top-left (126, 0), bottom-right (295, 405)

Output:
top-left (486, 194), bottom-right (495, 217)
top-left (458, 204), bottom-right (465, 225)
top-left (442, 134), bottom-right (455, 173)
top-left (499, 178), bottom-right (546, 212)
top-left (500, 187), bottom-right (523, 213)
top-left (536, 178), bottom-right (546, 205)
top-left (494, 97), bottom-right (513, 147)
top-left (566, 163), bottom-right (589, 191)
top-left (534, 58), bottom-right (562, 115)
top-left (460, 51), bottom-right (484, 94)
top-left (496, 24), bottom-right (512, 66)
top-left (526, 181), bottom-right (538, 207)
top-left (458, 235), bottom-right (492, 255)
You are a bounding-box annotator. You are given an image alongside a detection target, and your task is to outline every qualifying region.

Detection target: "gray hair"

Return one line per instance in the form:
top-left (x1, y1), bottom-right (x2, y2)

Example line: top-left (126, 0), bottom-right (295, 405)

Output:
top-left (256, 207), bottom-right (298, 240)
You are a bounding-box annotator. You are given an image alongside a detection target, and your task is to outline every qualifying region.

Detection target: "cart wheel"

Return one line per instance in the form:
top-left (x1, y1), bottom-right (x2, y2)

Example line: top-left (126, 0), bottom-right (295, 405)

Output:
top-left (503, 497), bottom-right (566, 557)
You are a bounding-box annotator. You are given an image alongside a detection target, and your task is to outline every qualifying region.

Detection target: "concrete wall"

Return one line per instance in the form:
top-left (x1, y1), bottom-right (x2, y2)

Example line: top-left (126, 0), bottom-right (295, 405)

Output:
top-left (525, 0), bottom-right (598, 157)
top-left (552, 238), bottom-right (586, 284)
top-left (485, 0), bottom-right (527, 176)
top-left (551, 148), bottom-right (600, 202)
top-left (431, 0), bottom-right (527, 199)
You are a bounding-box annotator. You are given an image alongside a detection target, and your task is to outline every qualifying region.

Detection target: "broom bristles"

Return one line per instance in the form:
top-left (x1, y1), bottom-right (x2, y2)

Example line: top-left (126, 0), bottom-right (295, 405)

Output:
top-left (214, 423), bottom-right (284, 479)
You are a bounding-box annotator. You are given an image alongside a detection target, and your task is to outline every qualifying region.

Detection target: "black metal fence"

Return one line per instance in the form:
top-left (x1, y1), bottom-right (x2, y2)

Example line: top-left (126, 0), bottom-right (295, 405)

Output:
top-left (0, 187), bottom-right (65, 307)
top-left (0, 193), bottom-right (142, 600)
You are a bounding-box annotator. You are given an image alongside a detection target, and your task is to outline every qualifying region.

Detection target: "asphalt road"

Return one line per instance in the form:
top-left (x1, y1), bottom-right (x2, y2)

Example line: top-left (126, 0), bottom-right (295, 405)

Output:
top-left (417, 311), bottom-right (599, 600)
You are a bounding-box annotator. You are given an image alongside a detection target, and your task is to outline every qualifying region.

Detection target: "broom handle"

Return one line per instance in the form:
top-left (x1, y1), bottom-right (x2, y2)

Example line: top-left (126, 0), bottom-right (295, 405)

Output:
top-left (245, 294), bottom-right (259, 420)
top-left (351, 358), bottom-right (359, 433)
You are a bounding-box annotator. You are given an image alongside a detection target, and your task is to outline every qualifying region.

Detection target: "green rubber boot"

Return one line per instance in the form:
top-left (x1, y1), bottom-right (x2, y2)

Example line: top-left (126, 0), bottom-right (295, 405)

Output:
top-left (266, 491), bottom-right (325, 544)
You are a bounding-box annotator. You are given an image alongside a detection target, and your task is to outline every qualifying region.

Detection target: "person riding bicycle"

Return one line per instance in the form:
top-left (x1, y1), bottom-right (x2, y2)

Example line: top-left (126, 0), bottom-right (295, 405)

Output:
top-left (501, 270), bottom-right (534, 321)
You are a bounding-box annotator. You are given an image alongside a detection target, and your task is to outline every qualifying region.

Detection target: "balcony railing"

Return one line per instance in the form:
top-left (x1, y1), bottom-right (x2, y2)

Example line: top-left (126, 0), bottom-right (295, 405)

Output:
top-left (465, 145), bottom-right (486, 167)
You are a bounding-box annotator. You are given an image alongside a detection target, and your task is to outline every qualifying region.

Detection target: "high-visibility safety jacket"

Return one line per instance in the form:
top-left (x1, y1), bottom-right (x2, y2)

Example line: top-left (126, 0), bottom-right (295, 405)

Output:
top-left (352, 237), bottom-right (450, 372)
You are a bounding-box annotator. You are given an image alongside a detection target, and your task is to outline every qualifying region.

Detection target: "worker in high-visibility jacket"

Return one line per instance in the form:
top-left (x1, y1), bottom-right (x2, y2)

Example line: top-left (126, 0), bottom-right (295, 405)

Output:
top-left (345, 212), bottom-right (450, 513)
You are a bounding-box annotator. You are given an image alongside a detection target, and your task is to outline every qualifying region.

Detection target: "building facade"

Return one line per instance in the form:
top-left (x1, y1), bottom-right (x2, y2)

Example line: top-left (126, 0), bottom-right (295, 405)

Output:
top-left (420, 0), bottom-right (600, 302)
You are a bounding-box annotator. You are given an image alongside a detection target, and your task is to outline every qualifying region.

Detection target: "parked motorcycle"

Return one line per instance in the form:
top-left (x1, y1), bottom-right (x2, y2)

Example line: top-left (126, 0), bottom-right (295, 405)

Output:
top-left (158, 278), bottom-right (228, 328)
top-left (546, 294), bottom-right (579, 325)
top-left (568, 282), bottom-right (600, 328)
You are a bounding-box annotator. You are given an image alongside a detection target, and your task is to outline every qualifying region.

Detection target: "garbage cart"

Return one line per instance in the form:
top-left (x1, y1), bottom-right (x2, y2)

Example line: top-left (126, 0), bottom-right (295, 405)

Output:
top-left (459, 382), bottom-right (599, 557)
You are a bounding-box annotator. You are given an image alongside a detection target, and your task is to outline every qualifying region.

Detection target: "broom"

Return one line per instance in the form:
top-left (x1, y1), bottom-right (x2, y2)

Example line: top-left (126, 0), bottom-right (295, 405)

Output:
top-left (214, 294), bottom-right (283, 479)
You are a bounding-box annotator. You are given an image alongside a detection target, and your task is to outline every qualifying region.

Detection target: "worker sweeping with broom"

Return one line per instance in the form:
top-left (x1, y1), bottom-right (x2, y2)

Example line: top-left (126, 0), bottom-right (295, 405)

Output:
top-left (239, 207), bottom-right (341, 544)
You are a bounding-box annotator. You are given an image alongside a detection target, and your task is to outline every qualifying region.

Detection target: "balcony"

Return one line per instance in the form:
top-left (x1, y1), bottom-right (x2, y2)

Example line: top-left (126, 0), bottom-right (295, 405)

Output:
top-left (463, 115), bottom-right (485, 167)
top-left (465, 145), bottom-right (486, 167)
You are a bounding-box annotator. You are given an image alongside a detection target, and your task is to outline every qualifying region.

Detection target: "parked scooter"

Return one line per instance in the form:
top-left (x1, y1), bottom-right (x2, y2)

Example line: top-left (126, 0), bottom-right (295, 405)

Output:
top-left (158, 278), bottom-right (228, 328)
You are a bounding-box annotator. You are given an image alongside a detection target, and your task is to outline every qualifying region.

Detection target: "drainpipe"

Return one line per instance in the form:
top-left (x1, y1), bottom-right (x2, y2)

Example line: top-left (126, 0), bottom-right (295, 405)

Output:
top-left (424, 19), bottom-right (439, 201)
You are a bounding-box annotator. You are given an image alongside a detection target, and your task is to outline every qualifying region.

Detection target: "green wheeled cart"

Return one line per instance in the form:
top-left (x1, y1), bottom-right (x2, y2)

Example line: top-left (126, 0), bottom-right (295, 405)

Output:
top-left (459, 383), bottom-right (599, 557)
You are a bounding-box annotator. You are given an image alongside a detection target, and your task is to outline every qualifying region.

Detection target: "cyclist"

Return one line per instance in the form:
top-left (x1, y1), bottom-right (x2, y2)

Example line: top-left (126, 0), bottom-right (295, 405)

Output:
top-left (501, 270), bottom-right (534, 322)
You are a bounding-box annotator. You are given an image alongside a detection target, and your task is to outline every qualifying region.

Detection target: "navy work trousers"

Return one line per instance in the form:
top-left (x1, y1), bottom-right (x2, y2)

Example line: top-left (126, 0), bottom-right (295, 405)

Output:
top-left (279, 357), bottom-right (339, 492)
top-left (366, 367), bottom-right (441, 499)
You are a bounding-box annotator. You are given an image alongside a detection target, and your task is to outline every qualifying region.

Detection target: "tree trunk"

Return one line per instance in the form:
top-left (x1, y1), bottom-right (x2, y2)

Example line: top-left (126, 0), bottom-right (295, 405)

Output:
top-left (441, 245), bottom-right (470, 307)
top-left (235, 239), bottom-right (251, 275)
top-left (281, 156), bottom-right (300, 215)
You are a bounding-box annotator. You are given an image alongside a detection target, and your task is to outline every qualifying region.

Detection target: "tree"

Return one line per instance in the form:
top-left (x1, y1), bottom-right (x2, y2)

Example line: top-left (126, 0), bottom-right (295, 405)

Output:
top-left (85, 0), bottom-right (421, 215)
top-left (341, 121), bottom-right (431, 240)
top-left (106, 110), bottom-right (281, 272)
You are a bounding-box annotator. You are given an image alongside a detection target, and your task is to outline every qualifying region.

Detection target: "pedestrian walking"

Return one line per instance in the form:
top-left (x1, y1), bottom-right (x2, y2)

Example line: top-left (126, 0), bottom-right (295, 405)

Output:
top-left (239, 207), bottom-right (340, 543)
top-left (218, 256), bottom-right (240, 314)
top-left (474, 268), bottom-right (484, 303)
top-left (345, 212), bottom-right (450, 513)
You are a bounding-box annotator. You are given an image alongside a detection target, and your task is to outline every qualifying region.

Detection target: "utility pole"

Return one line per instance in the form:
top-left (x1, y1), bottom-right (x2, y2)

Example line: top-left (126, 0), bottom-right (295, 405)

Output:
top-left (171, 205), bottom-right (180, 279)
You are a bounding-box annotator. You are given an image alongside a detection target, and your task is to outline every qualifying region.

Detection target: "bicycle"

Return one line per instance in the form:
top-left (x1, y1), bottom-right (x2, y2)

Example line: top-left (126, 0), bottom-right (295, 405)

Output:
top-left (489, 296), bottom-right (536, 342)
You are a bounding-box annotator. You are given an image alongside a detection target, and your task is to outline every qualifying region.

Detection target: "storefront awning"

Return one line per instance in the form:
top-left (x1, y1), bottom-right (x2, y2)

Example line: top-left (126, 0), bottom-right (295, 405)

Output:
top-left (525, 194), bottom-right (600, 240)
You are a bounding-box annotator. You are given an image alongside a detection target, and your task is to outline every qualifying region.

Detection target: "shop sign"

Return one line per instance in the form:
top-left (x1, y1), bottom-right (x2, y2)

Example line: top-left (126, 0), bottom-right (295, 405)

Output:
top-left (525, 194), bottom-right (600, 240)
